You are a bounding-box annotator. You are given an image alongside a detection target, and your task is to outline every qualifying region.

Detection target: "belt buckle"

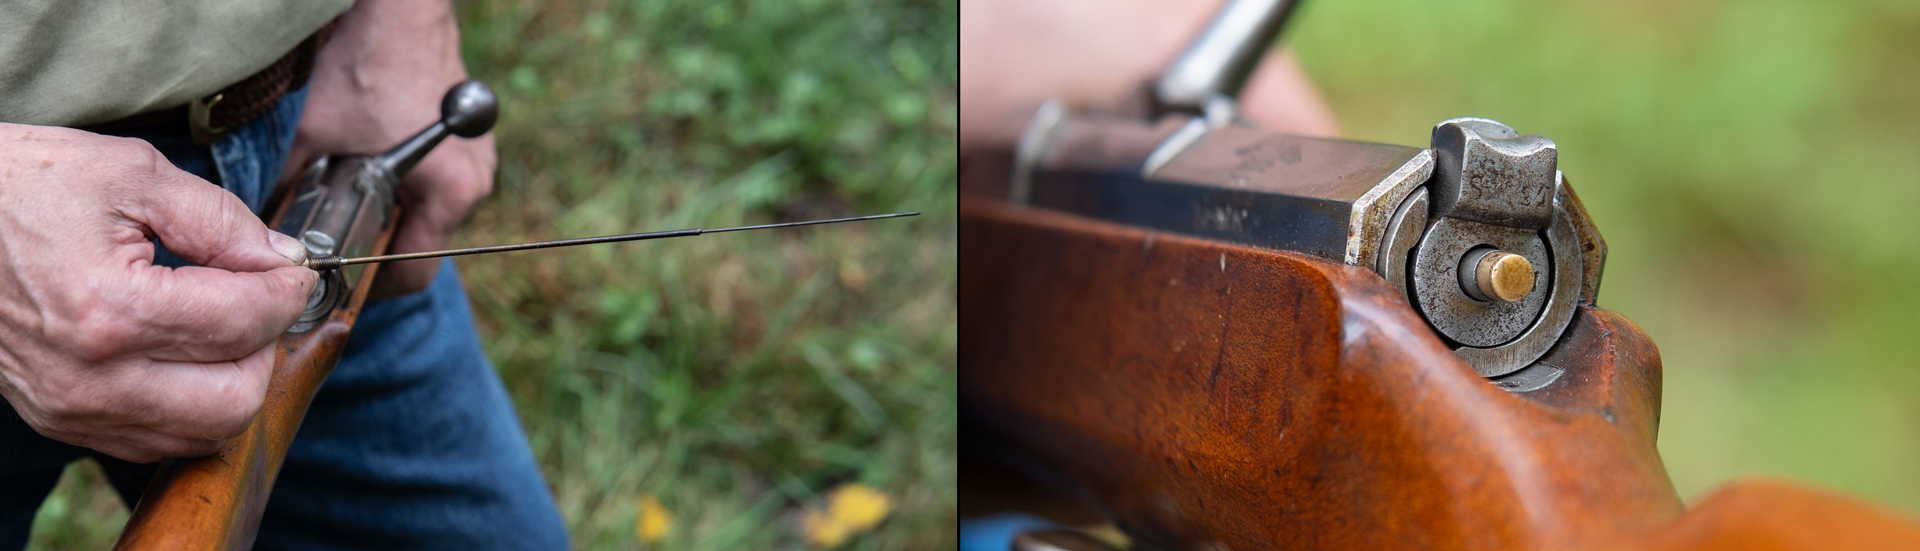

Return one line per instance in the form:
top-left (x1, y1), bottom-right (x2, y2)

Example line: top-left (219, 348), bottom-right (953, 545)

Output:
top-left (188, 93), bottom-right (228, 145)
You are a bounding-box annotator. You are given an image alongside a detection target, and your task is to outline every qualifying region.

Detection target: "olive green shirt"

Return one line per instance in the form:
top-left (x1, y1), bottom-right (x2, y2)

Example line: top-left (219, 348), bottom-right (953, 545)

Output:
top-left (0, 1), bottom-right (353, 127)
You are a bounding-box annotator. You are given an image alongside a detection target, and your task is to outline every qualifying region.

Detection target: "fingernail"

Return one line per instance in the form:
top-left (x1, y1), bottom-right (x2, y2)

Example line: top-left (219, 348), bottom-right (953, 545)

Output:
top-left (269, 231), bottom-right (308, 265)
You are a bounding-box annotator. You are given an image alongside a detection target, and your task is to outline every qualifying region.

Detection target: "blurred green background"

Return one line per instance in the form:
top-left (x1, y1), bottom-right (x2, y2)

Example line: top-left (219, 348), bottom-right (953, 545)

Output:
top-left (1289, 0), bottom-right (1920, 511)
top-left (29, 0), bottom-right (956, 549)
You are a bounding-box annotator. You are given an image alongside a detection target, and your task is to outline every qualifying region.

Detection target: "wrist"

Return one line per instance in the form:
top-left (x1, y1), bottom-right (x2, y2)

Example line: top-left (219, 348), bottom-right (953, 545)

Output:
top-left (320, 0), bottom-right (466, 93)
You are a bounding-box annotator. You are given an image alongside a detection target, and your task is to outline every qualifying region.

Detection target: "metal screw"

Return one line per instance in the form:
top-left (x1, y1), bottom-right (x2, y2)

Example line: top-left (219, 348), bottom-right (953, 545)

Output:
top-left (1460, 248), bottom-right (1535, 303)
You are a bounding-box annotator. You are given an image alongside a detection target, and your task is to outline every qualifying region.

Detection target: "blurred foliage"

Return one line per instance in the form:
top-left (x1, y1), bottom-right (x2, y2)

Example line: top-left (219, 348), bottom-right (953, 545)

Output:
top-left (25, 462), bottom-right (125, 551)
top-left (458, 0), bottom-right (956, 548)
top-left (29, 0), bottom-right (955, 549)
top-left (1290, 0), bottom-right (1920, 510)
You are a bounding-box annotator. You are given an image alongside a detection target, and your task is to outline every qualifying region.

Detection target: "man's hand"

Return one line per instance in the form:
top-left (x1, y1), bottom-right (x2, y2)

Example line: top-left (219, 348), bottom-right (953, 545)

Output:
top-left (0, 124), bottom-right (318, 463)
top-left (960, 0), bottom-right (1341, 151)
top-left (291, 0), bottom-right (496, 298)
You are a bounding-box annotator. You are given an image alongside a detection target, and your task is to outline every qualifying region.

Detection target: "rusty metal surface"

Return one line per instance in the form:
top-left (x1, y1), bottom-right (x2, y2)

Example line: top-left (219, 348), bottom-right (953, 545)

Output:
top-left (1411, 217), bottom-right (1549, 346)
top-left (1375, 186), bottom-right (1428, 299)
top-left (1428, 118), bottom-right (1558, 229)
top-left (1558, 173), bottom-right (1609, 303)
top-left (960, 193), bottom-right (1682, 550)
top-left (1403, 118), bottom-right (1592, 376)
top-left (1451, 179), bottom-right (1589, 375)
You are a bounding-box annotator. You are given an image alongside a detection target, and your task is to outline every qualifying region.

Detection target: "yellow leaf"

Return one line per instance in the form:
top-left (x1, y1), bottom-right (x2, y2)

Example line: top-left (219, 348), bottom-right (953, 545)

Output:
top-left (825, 484), bottom-right (891, 531)
top-left (635, 495), bottom-right (672, 544)
top-left (801, 484), bottom-right (893, 548)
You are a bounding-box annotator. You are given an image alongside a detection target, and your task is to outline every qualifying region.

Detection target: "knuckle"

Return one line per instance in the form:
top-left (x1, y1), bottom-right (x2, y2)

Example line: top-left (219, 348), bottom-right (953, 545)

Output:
top-left (465, 173), bottom-right (495, 203)
top-left (135, 437), bottom-right (216, 462)
top-left (172, 439), bottom-right (223, 459)
top-left (121, 451), bottom-right (164, 464)
top-left (173, 191), bottom-right (242, 245)
top-left (193, 354), bottom-right (269, 438)
top-left (89, 439), bottom-right (164, 464)
top-left (210, 191), bottom-right (249, 226)
top-left (434, 181), bottom-right (485, 214)
top-left (37, 379), bottom-right (112, 421)
top-left (110, 138), bottom-right (168, 175)
top-left (205, 383), bottom-right (264, 438)
top-left (54, 301), bottom-right (138, 361)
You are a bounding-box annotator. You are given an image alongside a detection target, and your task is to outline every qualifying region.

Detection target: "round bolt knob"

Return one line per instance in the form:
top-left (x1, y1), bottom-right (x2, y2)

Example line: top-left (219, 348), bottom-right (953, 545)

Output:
top-left (378, 80), bottom-right (500, 177)
top-left (1460, 248), bottom-right (1535, 303)
top-left (440, 80), bottom-right (498, 138)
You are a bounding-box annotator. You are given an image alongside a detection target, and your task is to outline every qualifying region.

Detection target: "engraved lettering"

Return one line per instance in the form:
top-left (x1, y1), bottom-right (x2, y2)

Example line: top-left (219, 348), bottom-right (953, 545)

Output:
top-left (1228, 137), bottom-right (1302, 187)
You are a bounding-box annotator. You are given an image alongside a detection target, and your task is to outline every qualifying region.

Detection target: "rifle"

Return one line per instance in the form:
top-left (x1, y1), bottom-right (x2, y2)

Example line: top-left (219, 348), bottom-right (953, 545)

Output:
top-left (959, 1), bottom-right (1920, 549)
top-left (109, 81), bottom-right (492, 551)
top-left (109, 81), bottom-right (911, 549)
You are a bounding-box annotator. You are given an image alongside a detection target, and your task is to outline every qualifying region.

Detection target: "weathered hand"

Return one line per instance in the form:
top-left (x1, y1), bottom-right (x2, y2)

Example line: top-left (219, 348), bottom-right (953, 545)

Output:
top-left (290, 0), bottom-right (496, 298)
top-left (0, 124), bottom-right (318, 463)
top-left (960, 0), bottom-right (1341, 151)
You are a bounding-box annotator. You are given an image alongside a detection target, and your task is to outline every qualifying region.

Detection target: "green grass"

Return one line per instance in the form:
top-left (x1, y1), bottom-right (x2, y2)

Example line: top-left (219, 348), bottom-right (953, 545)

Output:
top-left (457, 1), bottom-right (954, 548)
top-left (1289, 0), bottom-right (1920, 511)
top-left (28, 0), bottom-right (955, 549)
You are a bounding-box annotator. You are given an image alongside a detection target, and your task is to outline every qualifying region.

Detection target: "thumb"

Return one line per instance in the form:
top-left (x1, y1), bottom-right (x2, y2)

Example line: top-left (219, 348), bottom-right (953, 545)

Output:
top-left (119, 165), bottom-right (311, 272)
top-left (132, 263), bottom-right (316, 362)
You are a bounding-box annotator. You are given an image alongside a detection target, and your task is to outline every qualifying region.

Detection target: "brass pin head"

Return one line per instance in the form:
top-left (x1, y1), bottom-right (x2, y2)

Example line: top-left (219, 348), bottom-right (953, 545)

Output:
top-left (1461, 249), bottom-right (1535, 303)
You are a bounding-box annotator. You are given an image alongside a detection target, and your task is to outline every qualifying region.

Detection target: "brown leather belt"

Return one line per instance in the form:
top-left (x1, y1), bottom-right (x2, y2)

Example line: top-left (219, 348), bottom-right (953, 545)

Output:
top-left (81, 22), bottom-right (334, 144)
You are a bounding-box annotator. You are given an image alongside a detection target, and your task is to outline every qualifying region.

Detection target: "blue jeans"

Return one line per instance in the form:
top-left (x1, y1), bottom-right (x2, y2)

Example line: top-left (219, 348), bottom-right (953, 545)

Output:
top-left (0, 87), bottom-right (569, 550)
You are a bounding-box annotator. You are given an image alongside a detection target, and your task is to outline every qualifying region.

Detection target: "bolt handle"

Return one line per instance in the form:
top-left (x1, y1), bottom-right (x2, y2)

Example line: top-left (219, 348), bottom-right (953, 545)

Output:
top-left (376, 80), bottom-right (498, 178)
top-left (1155, 0), bottom-right (1301, 114)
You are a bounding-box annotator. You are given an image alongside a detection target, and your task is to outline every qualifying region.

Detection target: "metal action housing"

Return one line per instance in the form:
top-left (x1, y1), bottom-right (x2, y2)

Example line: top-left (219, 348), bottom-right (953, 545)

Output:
top-left (273, 80), bottom-right (498, 332)
top-left (1009, 107), bottom-right (1606, 382)
top-left (275, 155), bottom-right (398, 333)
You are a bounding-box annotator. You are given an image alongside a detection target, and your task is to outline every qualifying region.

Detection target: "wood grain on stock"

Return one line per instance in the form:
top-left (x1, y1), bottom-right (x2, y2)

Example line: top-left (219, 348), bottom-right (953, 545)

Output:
top-left (1617, 478), bottom-right (1920, 551)
top-left (113, 215), bottom-right (393, 551)
top-left (959, 193), bottom-right (1685, 550)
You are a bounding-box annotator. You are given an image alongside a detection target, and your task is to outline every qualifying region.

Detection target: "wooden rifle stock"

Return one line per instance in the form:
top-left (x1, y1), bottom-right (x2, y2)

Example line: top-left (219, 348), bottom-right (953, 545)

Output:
top-left (960, 190), bottom-right (1683, 549)
top-left (962, 146), bottom-right (1920, 549)
top-left (112, 194), bottom-right (396, 551)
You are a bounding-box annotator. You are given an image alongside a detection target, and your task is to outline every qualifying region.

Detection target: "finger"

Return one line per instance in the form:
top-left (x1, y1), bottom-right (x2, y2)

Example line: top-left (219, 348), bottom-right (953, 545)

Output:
top-left (115, 157), bottom-right (310, 272)
top-left (394, 134), bottom-right (495, 237)
top-left (19, 393), bottom-right (230, 463)
top-left (370, 214), bottom-right (449, 297)
top-left (125, 263), bottom-right (313, 362)
top-left (38, 345), bottom-right (274, 459)
top-left (126, 343), bottom-right (276, 442)
top-left (1239, 48), bottom-right (1343, 138)
top-left (52, 425), bottom-right (225, 464)
top-left (374, 138), bottom-right (494, 297)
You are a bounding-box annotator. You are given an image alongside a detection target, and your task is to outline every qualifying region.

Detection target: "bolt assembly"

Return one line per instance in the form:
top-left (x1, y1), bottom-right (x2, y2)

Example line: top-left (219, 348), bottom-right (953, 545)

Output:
top-left (1460, 248), bottom-right (1536, 303)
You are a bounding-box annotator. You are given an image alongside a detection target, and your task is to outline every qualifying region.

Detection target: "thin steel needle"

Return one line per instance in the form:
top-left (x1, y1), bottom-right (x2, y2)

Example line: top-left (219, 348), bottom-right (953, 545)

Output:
top-left (302, 212), bottom-right (919, 271)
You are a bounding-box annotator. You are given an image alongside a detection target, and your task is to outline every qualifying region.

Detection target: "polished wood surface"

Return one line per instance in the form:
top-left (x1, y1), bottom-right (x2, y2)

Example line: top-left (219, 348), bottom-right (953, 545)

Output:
top-left (961, 194), bottom-right (1684, 550)
top-left (113, 204), bottom-right (394, 550)
top-left (1620, 478), bottom-right (1920, 551)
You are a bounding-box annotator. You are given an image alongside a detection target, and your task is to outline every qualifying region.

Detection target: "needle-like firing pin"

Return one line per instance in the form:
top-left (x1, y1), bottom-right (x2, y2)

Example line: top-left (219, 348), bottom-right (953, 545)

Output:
top-left (300, 212), bottom-right (920, 271)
